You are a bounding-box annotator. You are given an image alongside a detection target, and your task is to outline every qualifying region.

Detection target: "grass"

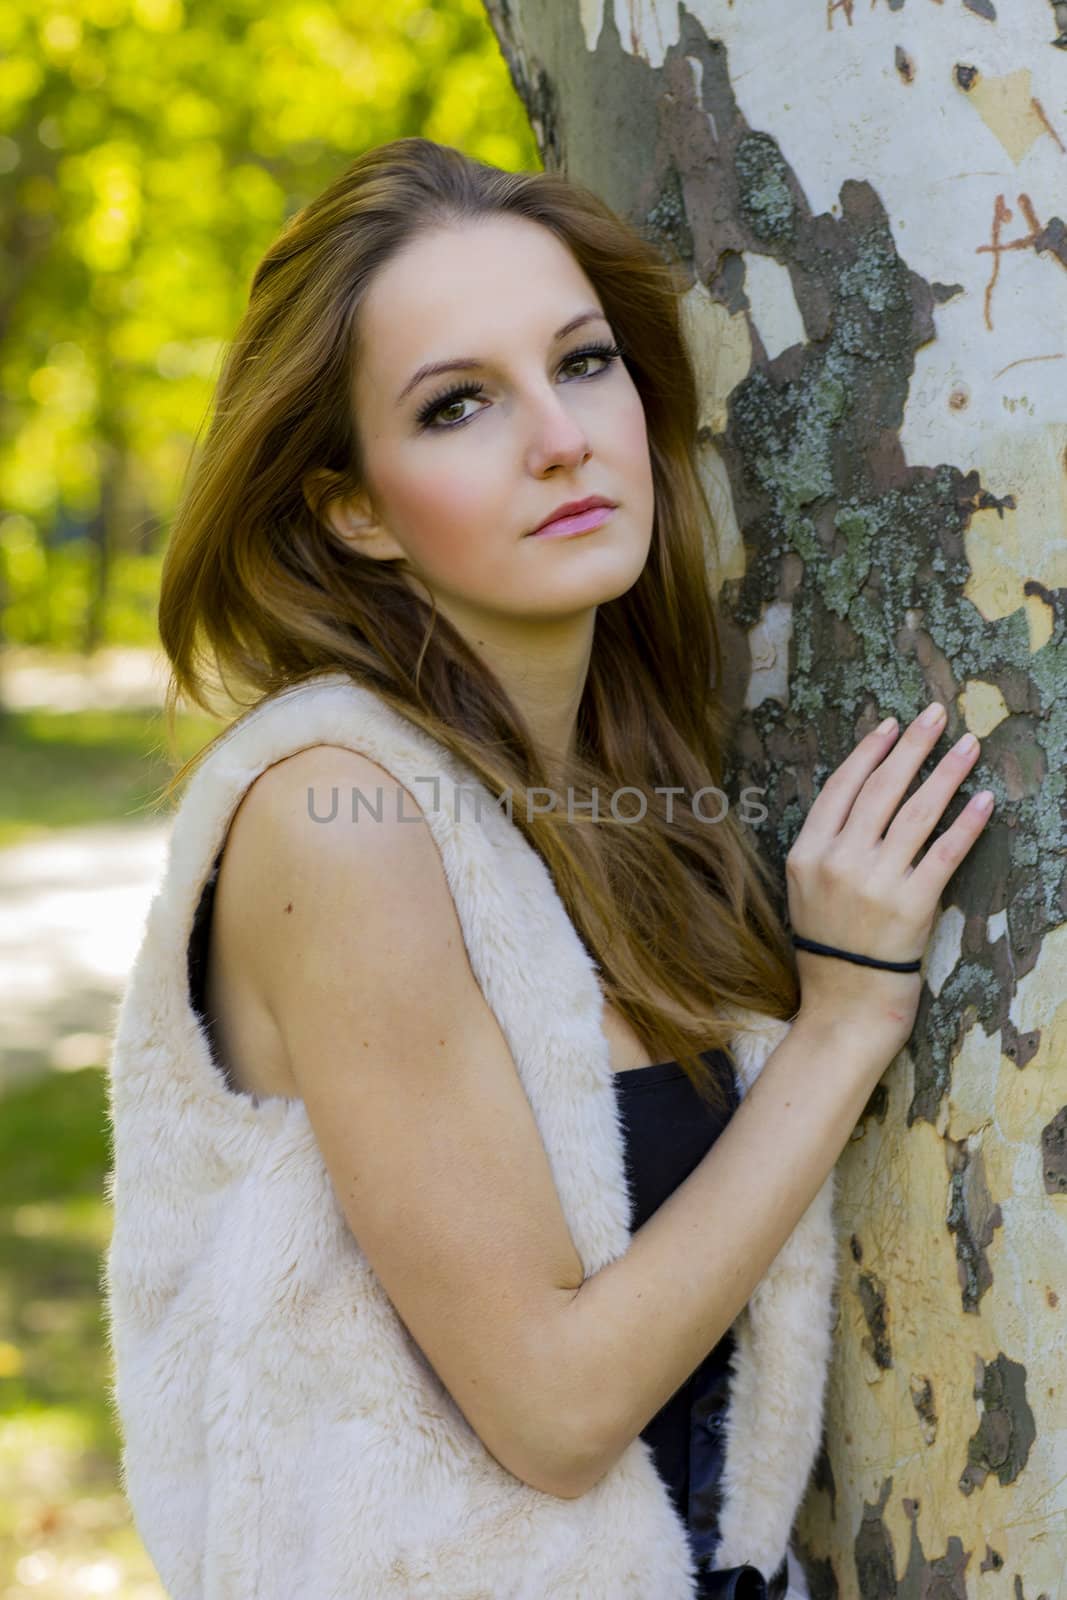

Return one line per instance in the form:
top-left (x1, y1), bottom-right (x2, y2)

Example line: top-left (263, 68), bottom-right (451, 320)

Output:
top-left (0, 1066), bottom-right (166, 1597)
top-left (0, 694), bottom-right (224, 1594)
top-left (0, 705), bottom-right (222, 849)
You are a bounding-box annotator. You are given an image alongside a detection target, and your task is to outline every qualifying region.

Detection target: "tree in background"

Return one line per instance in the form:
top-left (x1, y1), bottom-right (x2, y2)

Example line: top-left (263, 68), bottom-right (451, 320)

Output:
top-left (481, 1), bottom-right (1067, 1593)
top-left (0, 0), bottom-right (538, 664)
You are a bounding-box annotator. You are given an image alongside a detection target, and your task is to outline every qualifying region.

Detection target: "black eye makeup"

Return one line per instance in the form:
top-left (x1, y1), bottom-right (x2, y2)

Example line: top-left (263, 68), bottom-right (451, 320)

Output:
top-left (413, 340), bottom-right (624, 432)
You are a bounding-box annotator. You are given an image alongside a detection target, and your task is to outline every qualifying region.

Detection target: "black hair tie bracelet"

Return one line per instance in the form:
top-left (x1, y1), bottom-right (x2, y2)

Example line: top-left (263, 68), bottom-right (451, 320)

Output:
top-left (791, 933), bottom-right (921, 974)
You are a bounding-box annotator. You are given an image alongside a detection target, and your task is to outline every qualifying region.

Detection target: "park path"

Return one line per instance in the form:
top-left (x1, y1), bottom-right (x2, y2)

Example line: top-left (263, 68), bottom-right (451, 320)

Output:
top-left (0, 647), bottom-right (174, 1091)
top-left (0, 820), bottom-right (170, 1090)
top-left (0, 643), bottom-right (171, 714)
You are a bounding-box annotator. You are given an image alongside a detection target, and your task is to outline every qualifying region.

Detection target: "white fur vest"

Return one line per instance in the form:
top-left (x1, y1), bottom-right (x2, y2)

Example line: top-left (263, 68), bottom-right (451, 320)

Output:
top-left (103, 670), bottom-right (838, 1599)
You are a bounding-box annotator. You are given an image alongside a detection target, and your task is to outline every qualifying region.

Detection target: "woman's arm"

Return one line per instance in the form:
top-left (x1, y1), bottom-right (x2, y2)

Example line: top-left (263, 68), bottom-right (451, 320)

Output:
top-left (552, 700), bottom-right (992, 1496)
top-left (547, 1009), bottom-right (895, 1496)
top-left (233, 695), bottom-right (988, 1502)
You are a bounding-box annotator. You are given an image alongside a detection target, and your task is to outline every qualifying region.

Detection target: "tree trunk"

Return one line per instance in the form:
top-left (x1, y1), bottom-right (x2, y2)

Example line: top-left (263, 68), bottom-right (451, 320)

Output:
top-left (482, 3), bottom-right (1067, 1593)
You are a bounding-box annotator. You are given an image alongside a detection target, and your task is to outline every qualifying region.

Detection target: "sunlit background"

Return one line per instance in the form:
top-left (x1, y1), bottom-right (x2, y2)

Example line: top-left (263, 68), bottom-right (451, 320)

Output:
top-left (0, 2), bottom-right (538, 1592)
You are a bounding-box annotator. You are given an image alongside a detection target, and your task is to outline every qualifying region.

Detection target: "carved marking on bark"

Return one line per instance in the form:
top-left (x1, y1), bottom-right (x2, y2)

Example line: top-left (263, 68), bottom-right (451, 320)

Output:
top-left (1030, 97), bottom-right (1066, 153)
top-left (993, 352), bottom-right (1065, 379)
top-left (977, 193), bottom-right (1067, 333)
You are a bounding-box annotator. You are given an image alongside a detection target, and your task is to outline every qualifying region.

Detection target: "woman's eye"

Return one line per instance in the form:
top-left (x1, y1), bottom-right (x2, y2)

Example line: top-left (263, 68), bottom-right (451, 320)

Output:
top-left (561, 352), bottom-right (597, 378)
top-left (416, 341), bottom-right (622, 432)
top-left (415, 382), bottom-right (485, 430)
top-left (436, 397), bottom-right (475, 425)
top-left (558, 342), bottom-right (621, 380)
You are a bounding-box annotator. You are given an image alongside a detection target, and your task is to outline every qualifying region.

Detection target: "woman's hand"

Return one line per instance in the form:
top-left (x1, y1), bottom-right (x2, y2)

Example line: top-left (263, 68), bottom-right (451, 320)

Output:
top-left (785, 702), bottom-right (994, 1045)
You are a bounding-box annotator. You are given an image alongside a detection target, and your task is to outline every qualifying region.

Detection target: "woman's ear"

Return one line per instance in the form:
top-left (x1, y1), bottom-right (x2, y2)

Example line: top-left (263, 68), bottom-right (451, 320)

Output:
top-left (302, 469), bottom-right (406, 562)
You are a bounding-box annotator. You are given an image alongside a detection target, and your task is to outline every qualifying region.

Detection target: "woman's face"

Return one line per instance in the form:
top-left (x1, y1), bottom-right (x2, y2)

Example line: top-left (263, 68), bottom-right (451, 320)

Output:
top-left (340, 214), bottom-right (656, 636)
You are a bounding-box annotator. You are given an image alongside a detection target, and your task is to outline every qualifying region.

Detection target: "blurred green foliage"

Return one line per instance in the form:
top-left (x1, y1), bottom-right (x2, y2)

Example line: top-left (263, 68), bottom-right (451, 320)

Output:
top-left (0, 0), bottom-right (539, 654)
top-left (0, 11), bottom-right (538, 1589)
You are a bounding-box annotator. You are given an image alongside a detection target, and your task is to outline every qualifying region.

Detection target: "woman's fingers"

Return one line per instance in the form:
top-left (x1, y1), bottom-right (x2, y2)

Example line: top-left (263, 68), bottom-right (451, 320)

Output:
top-left (791, 703), bottom-right (949, 857)
top-left (785, 699), bottom-right (994, 1038)
top-left (843, 702), bottom-right (953, 846)
top-left (901, 782), bottom-right (995, 905)
top-left (880, 727), bottom-right (983, 866)
top-left (791, 715), bottom-right (907, 853)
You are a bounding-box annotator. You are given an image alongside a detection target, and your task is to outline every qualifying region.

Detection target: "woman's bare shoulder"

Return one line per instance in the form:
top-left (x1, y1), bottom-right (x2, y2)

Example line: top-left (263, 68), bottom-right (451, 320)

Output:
top-left (206, 744), bottom-right (446, 1101)
top-left (221, 739), bottom-right (457, 987)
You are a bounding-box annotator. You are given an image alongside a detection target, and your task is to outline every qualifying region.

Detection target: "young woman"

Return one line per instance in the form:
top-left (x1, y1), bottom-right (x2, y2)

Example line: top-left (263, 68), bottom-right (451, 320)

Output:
top-left (104, 137), bottom-right (993, 1600)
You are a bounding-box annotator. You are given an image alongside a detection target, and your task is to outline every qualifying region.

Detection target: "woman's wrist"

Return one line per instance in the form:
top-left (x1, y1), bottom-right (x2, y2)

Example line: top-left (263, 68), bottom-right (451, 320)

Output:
top-left (790, 1001), bottom-right (911, 1075)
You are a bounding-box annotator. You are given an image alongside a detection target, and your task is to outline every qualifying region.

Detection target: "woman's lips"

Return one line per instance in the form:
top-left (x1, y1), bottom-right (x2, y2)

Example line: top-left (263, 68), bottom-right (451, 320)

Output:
top-left (526, 505), bottom-right (615, 539)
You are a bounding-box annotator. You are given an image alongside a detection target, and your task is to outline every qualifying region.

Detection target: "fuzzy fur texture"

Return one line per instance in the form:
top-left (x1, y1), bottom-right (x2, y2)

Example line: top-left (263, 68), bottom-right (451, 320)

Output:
top-left (103, 673), bottom-right (838, 1599)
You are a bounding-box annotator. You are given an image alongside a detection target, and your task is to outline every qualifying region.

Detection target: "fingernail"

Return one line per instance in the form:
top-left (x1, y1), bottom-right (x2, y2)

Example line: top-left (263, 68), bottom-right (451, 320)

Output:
top-left (876, 716), bottom-right (897, 735)
top-left (953, 732), bottom-right (978, 757)
top-left (920, 701), bottom-right (946, 727)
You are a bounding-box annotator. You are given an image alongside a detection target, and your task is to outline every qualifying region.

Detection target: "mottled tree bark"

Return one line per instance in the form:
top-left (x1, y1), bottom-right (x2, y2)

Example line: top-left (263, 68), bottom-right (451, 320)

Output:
top-left (481, 3), bottom-right (1067, 1593)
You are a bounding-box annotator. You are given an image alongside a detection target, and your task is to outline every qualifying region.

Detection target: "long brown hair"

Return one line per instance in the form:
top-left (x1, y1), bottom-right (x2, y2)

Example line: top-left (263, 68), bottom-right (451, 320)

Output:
top-left (157, 135), bottom-right (800, 1111)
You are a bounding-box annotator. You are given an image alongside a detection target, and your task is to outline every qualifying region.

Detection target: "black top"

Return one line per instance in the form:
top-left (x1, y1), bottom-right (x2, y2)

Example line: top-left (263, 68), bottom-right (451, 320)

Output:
top-left (613, 1052), bottom-right (740, 1570)
top-left (187, 858), bottom-right (219, 1023)
top-left (615, 1058), bottom-right (788, 1599)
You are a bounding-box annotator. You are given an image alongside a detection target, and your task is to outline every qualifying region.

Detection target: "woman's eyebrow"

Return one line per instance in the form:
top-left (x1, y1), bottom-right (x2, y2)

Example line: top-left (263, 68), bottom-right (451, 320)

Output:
top-left (394, 308), bottom-right (610, 407)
